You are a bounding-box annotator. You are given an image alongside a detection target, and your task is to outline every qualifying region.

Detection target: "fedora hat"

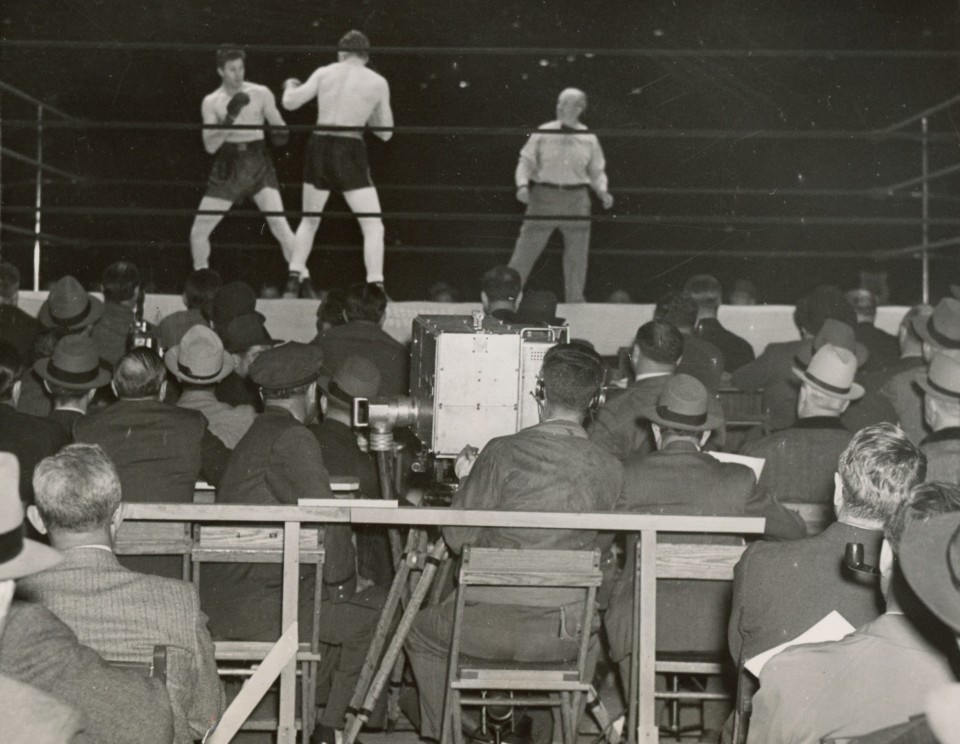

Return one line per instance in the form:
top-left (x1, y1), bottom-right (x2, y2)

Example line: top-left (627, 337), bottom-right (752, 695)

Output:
top-left (912, 297), bottom-right (960, 351)
top-left (640, 373), bottom-right (724, 432)
top-left (795, 318), bottom-right (869, 368)
top-left (221, 313), bottom-right (280, 354)
top-left (164, 325), bottom-right (234, 385)
top-left (0, 453), bottom-right (62, 581)
top-left (794, 285), bottom-right (857, 336)
top-left (33, 335), bottom-right (111, 391)
top-left (37, 276), bottom-right (104, 331)
top-left (792, 343), bottom-right (864, 400)
top-left (515, 289), bottom-right (565, 326)
top-left (900, 511), bottom-right (960, 635)
top-left (917, 350), bottom-right (960, 403)
top-left (319, 356), bottom-right (381, 404)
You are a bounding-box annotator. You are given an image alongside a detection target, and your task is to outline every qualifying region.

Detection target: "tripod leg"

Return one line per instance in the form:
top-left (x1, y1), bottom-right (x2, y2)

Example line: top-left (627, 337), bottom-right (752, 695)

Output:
top-left (343, 529), bottom-right (418, 736)
top-left (343, 539), bottom-right (449, 744)
top-left (375, 450), bottom-right (404, 569)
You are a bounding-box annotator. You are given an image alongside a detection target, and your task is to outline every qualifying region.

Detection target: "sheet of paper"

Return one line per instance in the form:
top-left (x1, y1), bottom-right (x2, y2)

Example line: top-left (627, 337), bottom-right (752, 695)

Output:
top-left (298, 499), bottom-right (398, 508)
top-left (745, 610), bottom-right (856, 677)
top-left (708, 451), bottom-right (766, 480)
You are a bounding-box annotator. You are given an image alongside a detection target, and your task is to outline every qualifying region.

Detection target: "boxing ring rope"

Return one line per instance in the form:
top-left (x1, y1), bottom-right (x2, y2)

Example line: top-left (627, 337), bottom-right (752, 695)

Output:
top-left (1, 42), bottom-right (959, 295)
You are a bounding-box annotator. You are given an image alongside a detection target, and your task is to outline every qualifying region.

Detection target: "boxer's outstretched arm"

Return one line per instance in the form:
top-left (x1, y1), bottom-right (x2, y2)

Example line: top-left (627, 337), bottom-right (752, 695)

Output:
top-left (262, 88), bottom-right (287, 127)
top-left (281, 69), bottom-right (321, 111)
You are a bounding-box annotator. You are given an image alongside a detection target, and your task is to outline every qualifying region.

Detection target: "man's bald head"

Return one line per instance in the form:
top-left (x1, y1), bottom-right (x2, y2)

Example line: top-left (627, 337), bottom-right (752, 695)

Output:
top-left (559, 88), bottom-right (587, 109)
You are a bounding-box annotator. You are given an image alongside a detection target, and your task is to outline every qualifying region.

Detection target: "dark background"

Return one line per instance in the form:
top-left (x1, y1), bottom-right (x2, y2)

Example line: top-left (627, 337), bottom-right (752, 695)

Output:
top-left (1, 0), bottom-right (958, 302)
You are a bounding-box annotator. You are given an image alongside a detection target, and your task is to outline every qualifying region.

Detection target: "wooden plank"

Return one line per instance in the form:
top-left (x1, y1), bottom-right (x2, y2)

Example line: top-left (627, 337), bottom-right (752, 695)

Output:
top-left (636, 530), bottom-right (658, 744)
top-left (354, 508), bottom-right (765, 534)
top-left (114, 521), bottom-right (192, 555)
top-left (278, 521), bottom-right (300, 744)
top-left (330, 477), bottom-right (361, 492)
top-left (462, 572), bottom-right (603, 587)
top-left (198, 526), bottom-right (320, 551)
top-left (655, 543), bottom-right (748, 581)
top-left (206, 623), bottom-right (299, 744)
top-left (215, 641), bottom-right (322, 663)
top-left (122, 503), bottom-right (350, 522)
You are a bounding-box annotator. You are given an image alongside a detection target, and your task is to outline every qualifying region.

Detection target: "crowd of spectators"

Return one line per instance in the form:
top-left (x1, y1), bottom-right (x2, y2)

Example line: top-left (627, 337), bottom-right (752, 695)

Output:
top-left (1, 258), bottom-right (959, 744)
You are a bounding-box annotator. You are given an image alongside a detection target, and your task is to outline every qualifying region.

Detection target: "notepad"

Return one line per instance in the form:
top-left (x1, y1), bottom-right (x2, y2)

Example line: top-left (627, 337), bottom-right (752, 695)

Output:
top-left (708, 451), bottom-right (766, 481)
top-left (745, 610), bottom-right (856, 677)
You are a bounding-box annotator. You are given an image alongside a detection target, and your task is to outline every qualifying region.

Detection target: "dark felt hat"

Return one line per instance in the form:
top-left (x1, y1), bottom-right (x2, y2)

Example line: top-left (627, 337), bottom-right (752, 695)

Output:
top-left (900, 511), bottom-right (960, 635)
top-left (795, 318), bottom-right (869, 369)
top-left (221, 313), bottom-right (280, 354)
top-left (515, 289), bottom-right (565, 325)
top-left (794, 285), bottom-right (856, 336)
top-left (249, 342), bottom-right (328, 391)
top-left (38, 276), bottom-right (104, 331)
top-left (319, 356), bottom-right (381, 403)
top-left (640, 373), bottom-right (724, 432)
top-left (33, 334), bottom-right (111, 391)
top-left (912, 298), bottom-right (960, 351)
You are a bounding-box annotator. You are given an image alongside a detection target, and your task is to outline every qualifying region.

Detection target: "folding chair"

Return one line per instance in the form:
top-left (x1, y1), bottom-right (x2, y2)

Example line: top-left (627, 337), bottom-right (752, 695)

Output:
top-left (632, 541), bottom-right (748, 740)
top-left (114, 520), bottom-right (194, 581)
top-left (718, 388), bottom-right (768, 435)
top-left (442, 546), bottom-right (602, 744)
top-left (192, 525), bottom-right (325, 743)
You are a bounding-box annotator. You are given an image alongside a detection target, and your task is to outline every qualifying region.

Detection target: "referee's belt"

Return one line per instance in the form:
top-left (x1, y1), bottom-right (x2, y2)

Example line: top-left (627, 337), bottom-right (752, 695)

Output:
top-left (531, 181), bottom-right (589, 191)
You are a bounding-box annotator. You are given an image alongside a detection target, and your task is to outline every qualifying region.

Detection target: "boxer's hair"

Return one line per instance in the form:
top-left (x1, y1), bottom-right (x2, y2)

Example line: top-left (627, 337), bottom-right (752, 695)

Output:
top-left (339, 30), bottom-right (370, 59)
top-left (216, 45), bottom-right (246, 69)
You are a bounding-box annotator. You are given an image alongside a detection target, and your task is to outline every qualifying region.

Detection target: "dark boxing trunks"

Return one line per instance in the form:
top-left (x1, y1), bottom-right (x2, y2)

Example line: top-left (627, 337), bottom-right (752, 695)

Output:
top-left (205, 140), bottom-right (280, 202)
top-left (303, 135), bottom-right (373, 192)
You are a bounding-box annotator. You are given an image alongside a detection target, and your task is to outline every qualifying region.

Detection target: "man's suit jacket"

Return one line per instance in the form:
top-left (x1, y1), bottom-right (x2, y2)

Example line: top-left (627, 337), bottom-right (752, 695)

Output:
top-left (315, 320), bottom-right (410, 396)
top-left (588, 374), bottom-right (670, 461)
top-left (74, 399), bottom-right (227, 503)
top-left (0, 600), bottom-right (174, 744)
top-left (604, 441), bottom-right (806, 661)
top-left (747, 614), bottom-right (956, 744)
top-left (742, 416), bottom-right (853, 506)
top-left (728, 520), bottom-right (885, 663)
top-left (678, 334), bottom-right (724, 393)
top-left (0, 403), bottom-right (70, 504)
top-left (19, 547), bottom-right (222, 744)
top-left (921, 428), bottom-right (960, 485)
top-left (731, 339), bottom-right (804, 432)
top-left (879, 358), bottom-right (928, 445)
top-left (202, 406), bottom-right (351, 642)
top-left (695, 317), bottom-right (755, 373)
top-left (0, 673), bottom-right (85, 744)
top-left (48, 408), bottom-right (84, 440)
top-left (855, 321), bottom-right (900, 375)
top-left (0, 303), bottom-right (41, 363)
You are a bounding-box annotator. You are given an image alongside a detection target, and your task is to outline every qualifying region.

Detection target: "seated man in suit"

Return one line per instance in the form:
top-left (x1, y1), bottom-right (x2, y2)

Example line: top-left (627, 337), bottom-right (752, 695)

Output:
top-left (216, 311), bottom-right (280, 412)
top-left (33, 334), bottom-right (111, 439)
top-left (878, 304), bottom-right (933, 445)
top-left (480, 265), bottom-right (522, 322)
top-left (19, 443), bottom-right (222, 744)
top-left (732, 284), bottom-right (857, 431)
top-left (203, 342), bottom-right (384, 744)
top-left (654, 290), bottom-right (724, 392)
top-left (747, 481), bottom-right (960, 744)
top-left (742, 343), bottom-right (861, 507)
top-left (157, 268), bottom-right (222, 351)
top-left (0, 261), bottom-right (40, 364)
top-left (166, 325), bottom-right (256, 449)
top-left (0, 452), bottom-right (174, 744)
top-left (846, 288), bottom-right (900, 375)
top-left (405, 343), bottom-right (625, 743)
top-left (314, 282), bottom-right (409, 396)
top-left (917, 350), bottom-right (960, 484)
top-left (728, 423), bottom-right (927, 666)
top-left (0, 341), bottom-right (70, 504)
top-left (90, 261), bottom-right (154, 368)
top-left (684, 274), bottom-right (755, 373)
top-left (603, 374), bottom-right (805, 728)
top-left (588, 319), bottom-right (683, 461)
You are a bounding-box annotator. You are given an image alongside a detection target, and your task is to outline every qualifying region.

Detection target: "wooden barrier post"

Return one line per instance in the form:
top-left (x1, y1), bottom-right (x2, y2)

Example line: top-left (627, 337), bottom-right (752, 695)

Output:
top-left (635, 529), bottom-right (659, 744)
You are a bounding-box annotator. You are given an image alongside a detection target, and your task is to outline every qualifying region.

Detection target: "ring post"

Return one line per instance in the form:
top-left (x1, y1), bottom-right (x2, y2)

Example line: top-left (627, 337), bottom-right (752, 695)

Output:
top-left (921, 117), bottom-right (929, 304)
top-left (33, 104), bottom-right (42, 291)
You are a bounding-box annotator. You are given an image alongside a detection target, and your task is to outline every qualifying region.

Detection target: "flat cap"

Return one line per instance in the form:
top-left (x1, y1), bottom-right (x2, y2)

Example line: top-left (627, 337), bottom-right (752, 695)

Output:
top-left (249, 342), bottom-right (328, 390)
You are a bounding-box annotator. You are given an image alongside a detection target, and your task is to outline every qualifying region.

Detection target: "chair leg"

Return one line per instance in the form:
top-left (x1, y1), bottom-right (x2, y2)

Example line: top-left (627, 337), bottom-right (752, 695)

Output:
top-left (669, 674), bottom-right (680, 735)
top-left (450, 689), bottom-right (464, 744)
top-left (559, 691), bottom-right (573, 744)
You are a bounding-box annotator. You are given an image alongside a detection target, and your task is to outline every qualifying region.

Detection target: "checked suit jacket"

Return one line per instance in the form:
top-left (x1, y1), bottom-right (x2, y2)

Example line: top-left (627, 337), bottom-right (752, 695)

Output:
top-left (19, 547), bottom-right (222, 744)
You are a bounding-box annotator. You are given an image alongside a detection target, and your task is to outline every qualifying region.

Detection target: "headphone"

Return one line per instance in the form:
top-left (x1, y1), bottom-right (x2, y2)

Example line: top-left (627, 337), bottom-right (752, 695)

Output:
top-left (535, 345), bottom-right (607, 413)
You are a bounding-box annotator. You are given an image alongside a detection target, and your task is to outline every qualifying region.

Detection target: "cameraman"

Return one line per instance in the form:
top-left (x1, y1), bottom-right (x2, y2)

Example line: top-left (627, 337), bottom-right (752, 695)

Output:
top-left (405, 343), bottom-right (624, 742)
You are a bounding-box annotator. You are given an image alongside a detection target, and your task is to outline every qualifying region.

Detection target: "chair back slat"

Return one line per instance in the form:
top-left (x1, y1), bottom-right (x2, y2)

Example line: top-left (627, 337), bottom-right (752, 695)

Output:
top-left (654, 543), bottom-right (748, 581)
top-left (114, 521), bottom-right (192, 555)
top-left (459, 547), bottom-right (601, 587)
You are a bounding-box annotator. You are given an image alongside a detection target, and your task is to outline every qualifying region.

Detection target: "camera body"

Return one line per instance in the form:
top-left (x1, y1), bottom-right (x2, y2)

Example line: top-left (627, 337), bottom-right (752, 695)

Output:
top-left (354, 314), bottom-right (566, 457)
